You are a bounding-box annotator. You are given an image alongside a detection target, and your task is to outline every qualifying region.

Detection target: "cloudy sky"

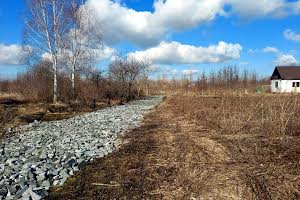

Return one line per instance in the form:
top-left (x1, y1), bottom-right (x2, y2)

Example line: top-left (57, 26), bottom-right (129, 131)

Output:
top-left (1, 0), bottom-right (300, 78)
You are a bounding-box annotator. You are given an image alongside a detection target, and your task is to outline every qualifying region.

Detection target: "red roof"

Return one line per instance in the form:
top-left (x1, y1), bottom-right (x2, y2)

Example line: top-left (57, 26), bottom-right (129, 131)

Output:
top-left (271, 66), bottom-right (300, 80)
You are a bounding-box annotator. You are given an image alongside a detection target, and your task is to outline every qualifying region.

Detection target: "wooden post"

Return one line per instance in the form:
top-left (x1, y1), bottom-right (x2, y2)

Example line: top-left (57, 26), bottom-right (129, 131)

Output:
top-left (92, 99), bottom-right (96, 109)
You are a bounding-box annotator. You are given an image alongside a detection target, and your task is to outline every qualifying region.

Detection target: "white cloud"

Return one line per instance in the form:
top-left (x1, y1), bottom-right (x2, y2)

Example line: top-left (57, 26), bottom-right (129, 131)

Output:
top-left (227, 0), bottom-right (287, 18)
top-left (263, 46), bottom-right (279, 53)
top-left (153, 0), bottom-right (225, 30)
top-left (83, 0), bottom-right (300, 47)
top-left (94, 46), bottom-right (115, 61)
top-left (228, 0), bottom-right (300, 18)
top-left (275, 54), bottom-right (298, 66)
top-left (260, 45), bottom-right (298, 66)
top-left (128, 41), bottom-right (242, 65)
top-left (290, 1), bottom-right (300, 15)
top-left (0, 44), bottom-right (27, 65)
top-left (84, 0), bottom-right (225, 47)
top-left (284, 29), bottom-right (300, 43)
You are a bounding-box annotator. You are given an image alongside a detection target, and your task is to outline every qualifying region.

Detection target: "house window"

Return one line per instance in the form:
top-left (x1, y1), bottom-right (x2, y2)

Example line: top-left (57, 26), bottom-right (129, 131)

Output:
top-left (292, 82), bottom-right (300, 88)
top-left (275, 81), bottom-right (279, 88)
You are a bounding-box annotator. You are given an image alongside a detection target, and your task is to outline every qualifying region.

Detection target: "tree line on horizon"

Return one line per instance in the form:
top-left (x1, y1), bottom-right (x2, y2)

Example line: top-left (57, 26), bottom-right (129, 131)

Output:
top-left (154, 66), bottom-right (269, 94)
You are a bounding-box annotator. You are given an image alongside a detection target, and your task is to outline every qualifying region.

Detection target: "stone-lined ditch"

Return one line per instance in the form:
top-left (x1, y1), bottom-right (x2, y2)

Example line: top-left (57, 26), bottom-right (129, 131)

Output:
top-left (0, 96), bottom-right (164, 200)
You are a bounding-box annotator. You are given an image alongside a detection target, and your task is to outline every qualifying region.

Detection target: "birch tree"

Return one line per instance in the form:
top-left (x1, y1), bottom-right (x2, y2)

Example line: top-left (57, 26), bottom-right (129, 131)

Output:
top-left (63, 1), bottom-right (102, 100)
top-left (24, 0), bottom-right (72, 103)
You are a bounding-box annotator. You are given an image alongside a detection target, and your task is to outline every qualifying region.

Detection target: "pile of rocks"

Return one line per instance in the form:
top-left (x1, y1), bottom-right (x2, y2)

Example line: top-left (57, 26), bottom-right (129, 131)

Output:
top-left (0, 96), bottom-right (164, 200)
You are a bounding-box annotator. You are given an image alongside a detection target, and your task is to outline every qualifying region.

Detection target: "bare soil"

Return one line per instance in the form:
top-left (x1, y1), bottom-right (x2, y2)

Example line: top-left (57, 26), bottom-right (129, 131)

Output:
top-left (45, 94), bottom-right (300, 199)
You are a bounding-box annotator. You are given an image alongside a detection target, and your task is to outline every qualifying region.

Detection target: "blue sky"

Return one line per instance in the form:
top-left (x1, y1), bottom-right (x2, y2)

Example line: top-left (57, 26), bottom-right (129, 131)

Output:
top-left (1, 0), bottom-right (300, 79)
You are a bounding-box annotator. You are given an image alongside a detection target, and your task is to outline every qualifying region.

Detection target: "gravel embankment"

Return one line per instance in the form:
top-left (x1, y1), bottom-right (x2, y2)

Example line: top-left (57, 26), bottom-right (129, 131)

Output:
top-left (0, 96), bottom-right (164, 200)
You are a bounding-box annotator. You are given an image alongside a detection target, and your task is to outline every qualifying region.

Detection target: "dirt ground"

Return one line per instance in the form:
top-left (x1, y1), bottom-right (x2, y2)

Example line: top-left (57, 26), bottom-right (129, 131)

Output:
top-left (47, 94), bottom-right (300, 200)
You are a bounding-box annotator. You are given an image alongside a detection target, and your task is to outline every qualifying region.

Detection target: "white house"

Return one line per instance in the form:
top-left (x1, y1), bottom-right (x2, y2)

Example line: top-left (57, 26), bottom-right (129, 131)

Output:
top-left (271, 66), bottom-right (300, 93)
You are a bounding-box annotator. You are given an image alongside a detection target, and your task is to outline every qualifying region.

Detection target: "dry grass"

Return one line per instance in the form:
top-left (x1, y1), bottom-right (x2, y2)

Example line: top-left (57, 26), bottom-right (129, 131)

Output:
top-left (170, 93), bottom-right (300, 199)
top-left (0, 92), bottom-right (26, 101)
top-left (47, 93), bottom-right (300, 199)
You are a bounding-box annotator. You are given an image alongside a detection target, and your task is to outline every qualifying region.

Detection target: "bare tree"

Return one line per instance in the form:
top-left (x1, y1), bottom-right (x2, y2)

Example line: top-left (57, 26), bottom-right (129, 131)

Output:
top-left (24, 0), bottom-right (73, 103)
top-left (108, 56), bottom-right (144, 101)
top-left (136, 60), bottom-right (155, 96)
top-left (86, 67), bottom-right (103, 89)
top-left (62, 1), bottom-right (102, 100)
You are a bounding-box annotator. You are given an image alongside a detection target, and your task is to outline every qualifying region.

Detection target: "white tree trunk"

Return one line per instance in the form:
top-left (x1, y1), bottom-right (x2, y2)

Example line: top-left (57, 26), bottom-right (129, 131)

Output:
top-left (53, 60), bottom-right (58, 103)
top-left (52, 0), bottom-right (59, 104)
top-left (145, 82), bottom-right (149, 96)
top-left (71, 65), bottom-right (75, 99)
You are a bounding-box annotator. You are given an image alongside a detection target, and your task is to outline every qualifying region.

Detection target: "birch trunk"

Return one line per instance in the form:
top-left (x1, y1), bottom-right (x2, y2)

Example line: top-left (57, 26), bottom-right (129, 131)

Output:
top-left (52, 0), bottom-right (59, 104)
top-left (145, 82), bottom-right (149, 96)
top-left (71, 64), bottom-right (75, 100)
top-left (53, 60), bottom-right (58, 103)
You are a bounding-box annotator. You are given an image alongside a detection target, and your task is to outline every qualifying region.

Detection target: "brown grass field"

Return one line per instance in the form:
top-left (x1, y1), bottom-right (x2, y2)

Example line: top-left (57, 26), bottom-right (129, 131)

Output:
top-left (46, 93), bottom-right (300, 200)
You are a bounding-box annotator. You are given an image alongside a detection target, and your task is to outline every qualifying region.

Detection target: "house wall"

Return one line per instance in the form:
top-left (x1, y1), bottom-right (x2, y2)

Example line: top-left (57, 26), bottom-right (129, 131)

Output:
top-left (271, 80), bottom-right (281, 92)
top-left (271, 80), bottom-right (300, 92)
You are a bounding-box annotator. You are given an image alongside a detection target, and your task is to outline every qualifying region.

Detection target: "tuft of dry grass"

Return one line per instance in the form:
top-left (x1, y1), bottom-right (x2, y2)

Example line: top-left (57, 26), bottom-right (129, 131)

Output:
top-left (47, 94), bottom-right (300, 200)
